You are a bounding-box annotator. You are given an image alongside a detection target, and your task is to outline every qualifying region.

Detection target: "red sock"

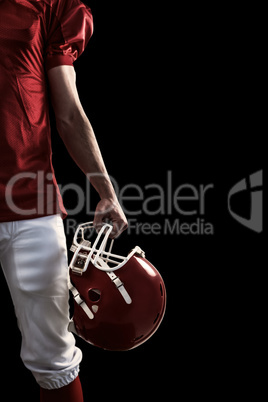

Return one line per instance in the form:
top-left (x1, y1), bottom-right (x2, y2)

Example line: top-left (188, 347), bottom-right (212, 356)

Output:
top-left (40, 376), bottom-right (84, 402)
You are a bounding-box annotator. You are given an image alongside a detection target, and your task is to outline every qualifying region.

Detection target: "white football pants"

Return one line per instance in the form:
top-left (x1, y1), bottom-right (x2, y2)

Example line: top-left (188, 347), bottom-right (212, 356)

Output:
top-left (0, 215), bottom-right (82, 389)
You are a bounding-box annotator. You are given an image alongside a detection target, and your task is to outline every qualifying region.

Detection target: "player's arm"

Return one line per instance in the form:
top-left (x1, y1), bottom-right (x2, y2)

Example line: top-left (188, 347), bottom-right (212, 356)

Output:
top-left (47, 65), bottom-right (127, 238)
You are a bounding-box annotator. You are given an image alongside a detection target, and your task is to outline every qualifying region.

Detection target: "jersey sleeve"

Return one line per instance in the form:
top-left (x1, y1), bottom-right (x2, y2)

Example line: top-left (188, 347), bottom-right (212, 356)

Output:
top-left (45, 0), bottom-right (93, 71)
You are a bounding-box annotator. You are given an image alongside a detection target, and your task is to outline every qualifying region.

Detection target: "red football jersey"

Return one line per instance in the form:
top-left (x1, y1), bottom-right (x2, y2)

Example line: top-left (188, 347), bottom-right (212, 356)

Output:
top-left (0, 0), bottom-right (93, 222)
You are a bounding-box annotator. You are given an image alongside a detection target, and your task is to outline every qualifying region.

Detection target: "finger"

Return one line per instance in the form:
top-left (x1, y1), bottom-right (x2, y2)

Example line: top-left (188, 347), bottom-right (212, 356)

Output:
top-left (109, 220), bottom-right (128, 239)
top-left (93, 213), bottom-right (115, 235)
top-left (93, 214), bottom-right (105, 233)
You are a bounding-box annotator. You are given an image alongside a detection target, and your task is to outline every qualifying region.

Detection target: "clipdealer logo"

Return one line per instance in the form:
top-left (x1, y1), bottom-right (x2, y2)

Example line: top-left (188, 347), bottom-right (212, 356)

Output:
top-left (5, 170), bottom-right (263, 235)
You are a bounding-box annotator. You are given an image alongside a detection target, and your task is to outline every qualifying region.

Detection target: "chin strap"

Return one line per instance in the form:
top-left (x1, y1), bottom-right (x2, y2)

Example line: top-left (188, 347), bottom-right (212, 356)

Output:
top-left (107, 272), bottom-right (132, 305)
top-left (94, 256), bottom-right (132, 305)
top-left (68, 274), bottom-right (94, 320)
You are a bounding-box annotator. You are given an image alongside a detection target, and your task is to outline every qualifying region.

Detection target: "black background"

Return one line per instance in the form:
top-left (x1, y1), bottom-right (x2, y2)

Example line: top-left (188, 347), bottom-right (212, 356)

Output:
top-left (1, 1), bottom-right (265, 399)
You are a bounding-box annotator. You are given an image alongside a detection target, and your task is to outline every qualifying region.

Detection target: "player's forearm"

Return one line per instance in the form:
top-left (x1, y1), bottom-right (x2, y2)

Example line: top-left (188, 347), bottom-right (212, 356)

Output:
top-left (57, 111), bottom-right (116, 200)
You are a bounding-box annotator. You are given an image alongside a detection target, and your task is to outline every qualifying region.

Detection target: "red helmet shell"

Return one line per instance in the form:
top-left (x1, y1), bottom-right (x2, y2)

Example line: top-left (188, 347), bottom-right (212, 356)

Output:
top-left (70, 254), bottom-right (166, 351)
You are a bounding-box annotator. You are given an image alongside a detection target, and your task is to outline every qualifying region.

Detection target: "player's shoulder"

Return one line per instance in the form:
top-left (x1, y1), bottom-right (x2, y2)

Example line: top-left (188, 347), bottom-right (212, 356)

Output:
top-left (27, 0), bottom-right (91, 20)
top-left (40, 0), bottom-right (83, 7)
top-left (40, 0), bottom-right (86, 12)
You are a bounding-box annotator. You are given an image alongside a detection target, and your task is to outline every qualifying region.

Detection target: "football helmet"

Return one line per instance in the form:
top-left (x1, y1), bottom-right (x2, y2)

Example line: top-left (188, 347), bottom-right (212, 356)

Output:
top-left (68, 222), bottom-right (166, 351)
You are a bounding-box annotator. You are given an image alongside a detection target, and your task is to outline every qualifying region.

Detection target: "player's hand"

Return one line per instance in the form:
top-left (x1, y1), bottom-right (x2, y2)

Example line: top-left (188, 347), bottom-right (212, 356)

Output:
top-left (93, 198), bottom-right (128, 239)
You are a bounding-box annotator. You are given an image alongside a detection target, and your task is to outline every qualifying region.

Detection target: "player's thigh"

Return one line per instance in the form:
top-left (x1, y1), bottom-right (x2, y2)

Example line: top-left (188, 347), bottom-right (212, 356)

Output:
top-left (2, 214), bottom-right (69, 298)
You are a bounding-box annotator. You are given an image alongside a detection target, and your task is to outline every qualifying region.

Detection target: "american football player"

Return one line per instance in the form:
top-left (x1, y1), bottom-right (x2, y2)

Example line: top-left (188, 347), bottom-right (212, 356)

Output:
top-left (0, 1), bottom-right (127, 401)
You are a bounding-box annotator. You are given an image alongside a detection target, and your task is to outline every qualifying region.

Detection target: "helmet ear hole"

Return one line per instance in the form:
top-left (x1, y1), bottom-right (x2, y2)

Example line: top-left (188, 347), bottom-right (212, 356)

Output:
top-left (88, 288), bottom-right (101, 302)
